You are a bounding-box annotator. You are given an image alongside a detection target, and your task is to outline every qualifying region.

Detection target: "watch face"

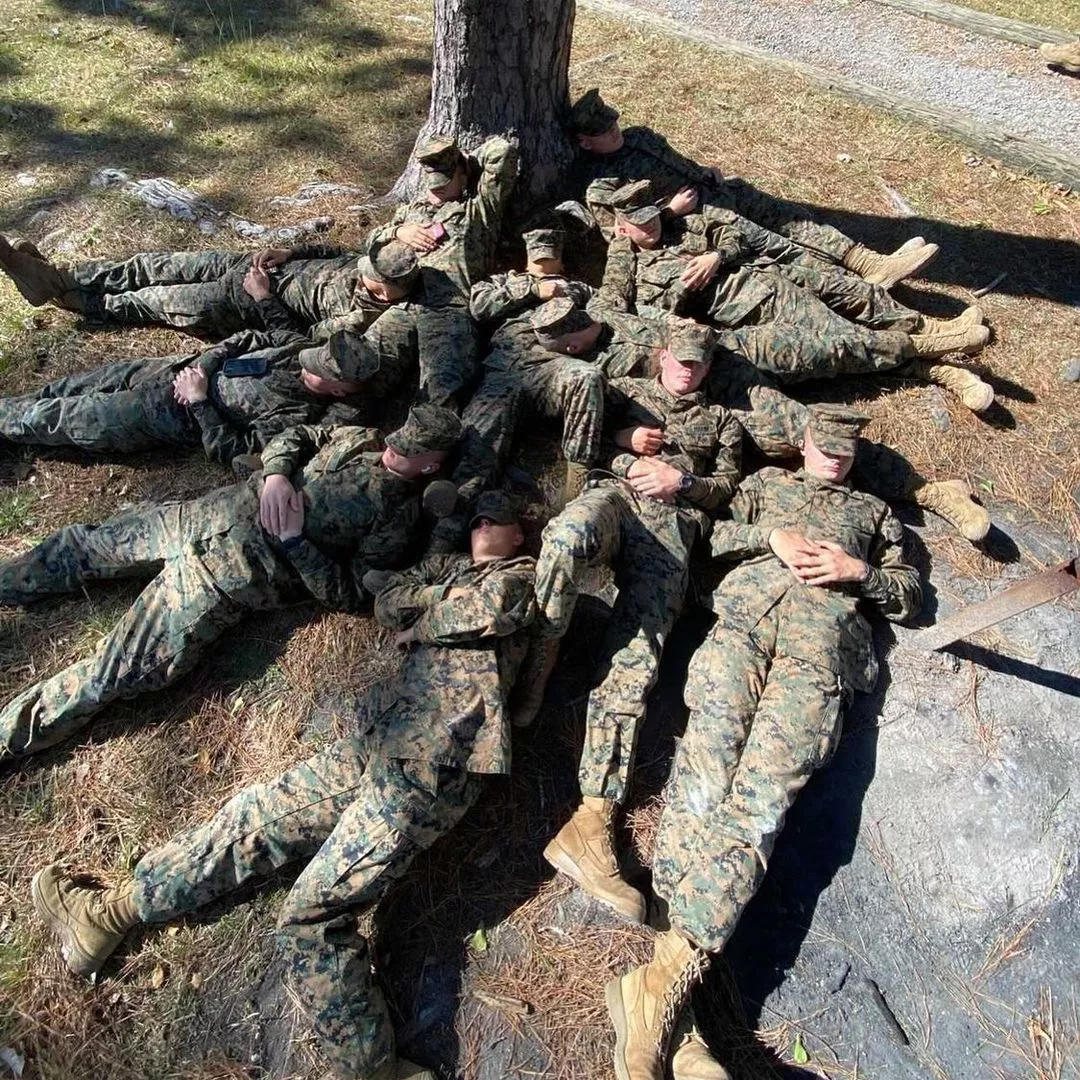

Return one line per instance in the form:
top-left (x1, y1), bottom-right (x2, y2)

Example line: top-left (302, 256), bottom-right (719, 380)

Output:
top-left (679, 473), bottom-right (693, 491)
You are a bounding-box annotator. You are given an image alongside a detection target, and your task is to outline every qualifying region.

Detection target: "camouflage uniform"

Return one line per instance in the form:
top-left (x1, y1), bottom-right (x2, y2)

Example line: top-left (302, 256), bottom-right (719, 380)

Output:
top-left (601, 234), bottom-right (912, 383)
top-left (534, 375), bottom-right (741, 803)
top-left (0, 424), bottom-right (430, 757)
top-left (128, 551), bottom-right (535, 1078)
top-left (0, 328), bottom-right (401, 464)
top-left (67, 244), bottom-right (400, 340)
top-left (652, 464), bottom-right (921, 952)
top-left (365, 136), bottom-right (520, 406)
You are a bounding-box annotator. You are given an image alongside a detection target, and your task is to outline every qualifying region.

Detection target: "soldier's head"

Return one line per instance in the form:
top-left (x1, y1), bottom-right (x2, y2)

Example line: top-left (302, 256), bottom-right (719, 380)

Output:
top-left (530, 297), bottom-right (602, 356)
top-left (802, 405), bottom-right (868, 483)
top-left (297, 341), bottom-right (379, 397)
top-left (569, 89), bottom-right (624, 153)
top-left (610, 180), bottom-right (663, 249)
top-left (522, 227), bottom-right (566, 277)
top-left (418, 134), bottom-right (468, 205)
top-left (382, 404), bottom-right (462, 480)
top-left (469, 491), bottom-right (525, 561)
top-left (658, 319), bottom-right (713, 396)
top-left (358, 240), bottom-right (420, 303)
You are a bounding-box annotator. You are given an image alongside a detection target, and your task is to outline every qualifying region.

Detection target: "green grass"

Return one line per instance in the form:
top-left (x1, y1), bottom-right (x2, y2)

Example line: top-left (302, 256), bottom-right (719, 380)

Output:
top-left (947, 0), bottom-right (1078, 31)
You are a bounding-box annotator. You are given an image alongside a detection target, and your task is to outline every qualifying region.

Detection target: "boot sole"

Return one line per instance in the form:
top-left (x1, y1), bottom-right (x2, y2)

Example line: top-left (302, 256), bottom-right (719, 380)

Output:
top-left (543, 839), bottom-right (647, 923)
top-left (605, 975), bottom-right (634, 1080)
top-left (31, 868), bottom-right (115, 979)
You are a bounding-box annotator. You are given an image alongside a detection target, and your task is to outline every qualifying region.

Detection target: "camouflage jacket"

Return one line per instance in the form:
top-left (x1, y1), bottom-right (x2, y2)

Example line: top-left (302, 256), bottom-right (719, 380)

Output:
top-left (258, 424), bottom-right (424, 612)
top-left (189, 329), bottom-right (362, 464)
top-left (706, 467), bottom-right (922, 691)
top-left (369, 137), bottom-right (519, 307)
top-left (469, 269), bottom-right (595, 325)
top-left (602, 375), bottom-right (742, 531)
top-left (372, 553), bottom-right (537, 774)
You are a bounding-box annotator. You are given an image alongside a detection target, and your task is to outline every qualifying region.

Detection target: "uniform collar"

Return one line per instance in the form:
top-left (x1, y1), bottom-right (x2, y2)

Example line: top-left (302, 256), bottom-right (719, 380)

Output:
top-left (795, 467), bottom-right (853, 493)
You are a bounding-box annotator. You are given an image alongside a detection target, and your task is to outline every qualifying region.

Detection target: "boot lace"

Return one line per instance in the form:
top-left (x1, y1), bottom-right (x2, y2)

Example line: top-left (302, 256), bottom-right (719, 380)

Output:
top-left (658, 948), bottom-right (710, 1056)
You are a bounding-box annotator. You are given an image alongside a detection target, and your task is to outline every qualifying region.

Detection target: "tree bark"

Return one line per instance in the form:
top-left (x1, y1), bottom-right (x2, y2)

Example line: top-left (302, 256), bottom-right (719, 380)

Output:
top-left (392, 0), bottom-right (577, 210)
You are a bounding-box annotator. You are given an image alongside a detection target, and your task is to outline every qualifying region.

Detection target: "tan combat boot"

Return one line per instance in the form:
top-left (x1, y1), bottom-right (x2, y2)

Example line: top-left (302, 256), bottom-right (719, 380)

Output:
top-left (918, 305), bottom-right (985, 332)
top-left (911, 479), bottom-right (990, 542)
top-left (370, 1058), bottom-right (436, 1080)
top-left (563, 460), bottom-right (590, 506)
top-left (907, 323), bottom-right (990, 359)
top-left (510, 635), bottom-right (561, 728)
top-left (32, 864), bottom-right (140, 978)
top-left (605, 929), bottom-right (709, 1080)
top-left (908, 360), bottom-right (995, 412)
top-left (671, 1015), bottom-right (731, 1080)
top-left (891, 236), bottom-right (926, 255)
top-left (0, 236), bottom-right (76, 306)
top-left (1040, 39), bottom-right (1080, 72)
top-left (544, 796), bottom-right (647, 922)
top-left (842, 241), bottom-right (939, 289)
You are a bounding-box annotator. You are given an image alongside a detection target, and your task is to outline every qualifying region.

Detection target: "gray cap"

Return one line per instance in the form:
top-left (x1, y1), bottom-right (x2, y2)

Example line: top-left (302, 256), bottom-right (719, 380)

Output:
top-left (299, 338), bottom-right (380, 384)
top-left (611, 179), bottom-right (662, 225)
top-left (530, 297), bottom-right (595, 346)
top-left (807, 405), bottom-right (869, 455)
top-left (523, 227), bottom-right (564, 262)
top-left (470, 490), bottom-right (518, 527)
top-left (358, 239), bottom-right (420, 288)
top-left (664, 319), bottom-right (715, 365)
top-left (417, 134), bottom-right (463, 191)
top-left (385, 403), bottom-right (462, 457)
top-left (570, 88), bottom-right (620, 136)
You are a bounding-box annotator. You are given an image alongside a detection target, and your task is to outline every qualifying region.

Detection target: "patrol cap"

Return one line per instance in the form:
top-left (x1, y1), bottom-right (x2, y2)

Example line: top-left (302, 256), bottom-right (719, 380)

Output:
top-left (470, 490), bottom-right (518, 528)
top-left (417, 134), bottom-right (463, 191)
top-left (385, 403), bottom-right (462, 457)
top-left (664, 319), bottom-right (715, 364)
top-left (523, 227), bottom-right (564, 262)
top-left (611, 179), bottom-right (661, 225)
top-left (570, 88), bottom-right (621, 136)
top-left (530, 297), bottom-right (595, 345)
top-left (806, 405), bottom-right (869, 456)
top-left (357, 239), bottom-right (420, 288)
top-left (298, 337), bottom-right (380, 385)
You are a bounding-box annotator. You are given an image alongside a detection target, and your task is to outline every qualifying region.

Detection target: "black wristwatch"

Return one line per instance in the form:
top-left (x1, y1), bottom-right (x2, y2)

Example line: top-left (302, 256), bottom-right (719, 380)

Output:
top-left (678, 473), bottom-right (695, 493)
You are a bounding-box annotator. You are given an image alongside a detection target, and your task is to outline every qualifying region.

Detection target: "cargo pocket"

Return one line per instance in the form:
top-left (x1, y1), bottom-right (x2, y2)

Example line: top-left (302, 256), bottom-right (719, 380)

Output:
top-left (813, 679), bottom-right (847, 769)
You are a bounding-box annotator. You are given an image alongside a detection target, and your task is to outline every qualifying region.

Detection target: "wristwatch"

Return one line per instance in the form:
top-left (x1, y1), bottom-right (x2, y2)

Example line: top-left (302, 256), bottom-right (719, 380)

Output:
top-left (678, 472), bottom-right (695, 494)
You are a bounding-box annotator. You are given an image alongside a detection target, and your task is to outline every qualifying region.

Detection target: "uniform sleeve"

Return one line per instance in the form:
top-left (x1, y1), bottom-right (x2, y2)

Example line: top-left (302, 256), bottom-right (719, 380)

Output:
top-left (599, 379), bottom-right (636, 473)
top-left (681, 408), bottom-right (742, 511)
top-left (374, 555), bottom-right (460, 629)
top-left (187, 401), bottom-right (259, 464)
top-left (195, 329), bottom-right (306, 373)
top-left (307, 308), bottom-right (377, 343)
top-left (859, 505), bottom-right (922, 623)
top-left (287, 243), bottom-right (352, 260)
top-left (469, 273), bottom-right (536, 323)
top-left (254, 294), bottom-right (304, 333)
top-left (463, 136), bottom-right (520, 253)
top-left (412, 565), bottom-right (537, 645)
top-left (697, 205), bottom-right (751, 266)
top-left (649, 131), bottom-right (713, 186)
top-left (367, 203), bottom-right (411, 249)
top-left (708, 471), bottom-right (772, 559)
top-left (259, 424), bottom-right (379, 479)
top-left (593, 236), bottom-right (636, 313)
top-left (281, 543), bottom-right (369, 613)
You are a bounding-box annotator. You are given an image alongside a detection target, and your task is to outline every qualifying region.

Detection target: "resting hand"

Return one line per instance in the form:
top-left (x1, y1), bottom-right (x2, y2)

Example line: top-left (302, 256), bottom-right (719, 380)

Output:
top-left (615, 425), bottom-right (664, 455)
top-left (394, 625), bottom-right (419, 648)
top-left (395, 222), bottom-right (439, 252)
top-left (667, 185), bottom-right (699, 216)
top-left (172, 365), bottom-right (209, 406)
top-left (768, 528), bottom-right (820, 574)
top-left (242, 265), bottom-right (273, 301)
top-left (626, 456), bottom-right (682, 502)
top-left (251, 247), bottom-right (290, 272)
top-left (535, 277), bottom-right (568, 300)
top-left (680, 252), bottom-right (722, 291)
top-left (260, 474), bottom-right (305, 540)
top-left (789, 539), bottom-right (870, 587)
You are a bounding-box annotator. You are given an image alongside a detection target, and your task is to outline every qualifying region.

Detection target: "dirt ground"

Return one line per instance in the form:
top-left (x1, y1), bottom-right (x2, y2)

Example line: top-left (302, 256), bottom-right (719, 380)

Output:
top-left (0, 1), bottom-right (1077, 1079)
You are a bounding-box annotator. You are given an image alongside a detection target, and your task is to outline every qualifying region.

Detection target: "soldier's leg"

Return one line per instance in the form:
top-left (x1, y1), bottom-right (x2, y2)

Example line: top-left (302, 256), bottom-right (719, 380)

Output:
top-left (525, 356), bottom-right (606, 467)
top-left (276, 757), bottom-right (480, 1078)
top-left (453, 361), bottom-right (525, 494)
top-left (661, 653), bottom-right (844, 954)
top-left (415, 306), bottom-right (479, 409)
top-left (577, 504), bottom-right (693, 803)
top-left (778, 262), bottom-right (923, 332)
top-left (71, 251), bottom-right (249, 293)
top-left (0, 548), bottom-right (250, 756)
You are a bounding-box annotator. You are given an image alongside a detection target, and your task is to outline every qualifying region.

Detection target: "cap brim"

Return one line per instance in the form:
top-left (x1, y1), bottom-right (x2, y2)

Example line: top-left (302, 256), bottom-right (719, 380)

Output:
top-left (423, 169), bottom-right (454, 191)
top-left (620, 207), bottom-right (661, 225)
top-left (813, 436), bottom-right (858, 456)
top-left (527, 247), bottom-right (561, 261)
top-left (298, 346), bottom-right (340, 382)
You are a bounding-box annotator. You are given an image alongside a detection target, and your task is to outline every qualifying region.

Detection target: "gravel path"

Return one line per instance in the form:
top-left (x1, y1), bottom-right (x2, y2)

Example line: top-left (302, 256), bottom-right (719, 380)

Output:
top-left (616, 0), bottom-right (1080, 153)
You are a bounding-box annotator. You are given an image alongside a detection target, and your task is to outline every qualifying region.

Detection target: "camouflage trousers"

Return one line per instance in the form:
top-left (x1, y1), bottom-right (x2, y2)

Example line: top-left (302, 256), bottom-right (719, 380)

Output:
top-left (0, 485), bottom-right (293, 757)
top-left (534, 482), bottom-right (696, 803)
top-left (713, 275), bottom-right (911, 383)
top-left (652, 609), bottom-right (847, 953)
top-left (775, 262), bottom-right (922, 333)
top-left (0, 355), bottom-right (199, 453)
top-left (705, 178), bottom-right (855, 264)
top-left (71, 250), bottom-right (259, 336)
top-left (132, 731), bottom-right (480, 1078)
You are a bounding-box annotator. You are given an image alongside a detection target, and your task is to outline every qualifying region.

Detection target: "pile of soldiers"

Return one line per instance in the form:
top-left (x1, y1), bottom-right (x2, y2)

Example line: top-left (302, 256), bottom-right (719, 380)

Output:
top-left (6, 86), bottom-right (1003, 1080)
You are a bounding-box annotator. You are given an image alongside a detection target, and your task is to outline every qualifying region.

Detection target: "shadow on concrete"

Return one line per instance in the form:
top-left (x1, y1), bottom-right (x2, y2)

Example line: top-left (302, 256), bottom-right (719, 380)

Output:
top-left (946, 639), bottom-right (1080, 696)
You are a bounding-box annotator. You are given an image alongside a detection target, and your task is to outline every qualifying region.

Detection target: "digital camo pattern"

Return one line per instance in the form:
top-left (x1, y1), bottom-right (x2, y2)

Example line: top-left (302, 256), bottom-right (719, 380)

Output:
top-left (0, 329), bottom-right (365, 464)
top-left (469, 269), bottom-right (595, 324)
top-left (652, 467), bottom-right (921, 952)
top-left (69, 245), bottom-right (393, 339)
top-left (129, 554), bottom-right (535, 1076)
top-left (532, 379), bottom-right (740, 803)
top-left (0, 426), bottom-right (423, 757)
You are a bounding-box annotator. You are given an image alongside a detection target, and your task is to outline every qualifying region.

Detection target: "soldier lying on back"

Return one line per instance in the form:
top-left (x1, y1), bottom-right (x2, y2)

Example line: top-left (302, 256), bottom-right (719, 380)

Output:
top-left (603, 406), bottom-right (921, 1080)
top-left (0, 235), bottom-right (421, 341)
top-left (0, 326), bottom-right (413, 466)
top-left (0, 405), bottom-right (460, 759)
top-left (31, 491), bottom-right (534, 1080)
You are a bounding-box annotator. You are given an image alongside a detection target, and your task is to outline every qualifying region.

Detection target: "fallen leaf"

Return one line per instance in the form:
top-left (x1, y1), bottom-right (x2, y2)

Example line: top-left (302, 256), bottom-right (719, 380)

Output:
top-left (190, 972), bottom-right (202, 990)
top-left (792, 1032), bottom-right (809, 1064)
top-left (473, 989), bottom-right (531, 1016)
top-left (150, 963), bottom-right (167, 989)
top-left (469, 927), bottom-right (488, 953)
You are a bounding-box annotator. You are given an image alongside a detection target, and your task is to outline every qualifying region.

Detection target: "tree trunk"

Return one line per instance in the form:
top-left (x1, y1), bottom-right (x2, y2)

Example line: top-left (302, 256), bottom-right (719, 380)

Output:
top-left (391, 0), bottom-right (577, 211)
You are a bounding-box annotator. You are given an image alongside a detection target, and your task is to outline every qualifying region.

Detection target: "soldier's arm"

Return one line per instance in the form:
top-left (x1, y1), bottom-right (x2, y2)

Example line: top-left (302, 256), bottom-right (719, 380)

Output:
top-left (355, 494), bottom-right (423, 578)
top-left (465, 136), bottom-right (520, 244)
top-left (680, 408), bottom-right (743, 511)
top-left (367, 203), bottom-right (412, 249)
top-left (195, 329), bottom-right (307, 374)
top-left (599, 379), bottom-right (638, 475)
top-left (260, 424), bottom-right (378, 479)
top-left (187, 400), bottom-right (260, 465)
top-left (592, 236), bottom-right (636, 313)
top-left (404, 564), bottom-right (536, 644)
top-left (285, 243), bottom-right (353, 260)
top-left (469, 272), bottom-right (536, 323)
top-left (373, 555), bottom-right (461, 629)
top-left (282, 545), bottom-right (370, 612)
top-left (306, 308), bottom-right (377, 343)
top-left (696, 205), bottom-right (753, 266)
top-left (635, 127), bottom-right (713, 186)
top-left (708, 471), bottom-right (771, 559)
top-left (859, 506), bottom-right (922, 623)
